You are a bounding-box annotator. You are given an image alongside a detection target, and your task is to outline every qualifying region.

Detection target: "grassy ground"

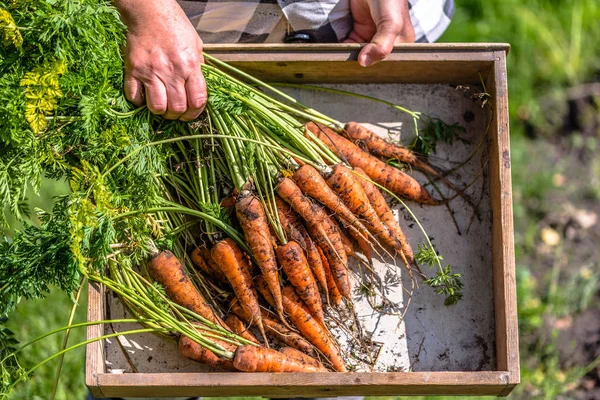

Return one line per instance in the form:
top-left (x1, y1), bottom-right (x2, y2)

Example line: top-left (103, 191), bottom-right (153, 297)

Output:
top-left (4, 0), bottom-right (600, 399)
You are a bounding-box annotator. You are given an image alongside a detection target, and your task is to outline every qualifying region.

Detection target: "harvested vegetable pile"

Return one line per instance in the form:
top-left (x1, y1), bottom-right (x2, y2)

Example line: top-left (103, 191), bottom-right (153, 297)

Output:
top-left (0, 1), bottom-right (480, 395)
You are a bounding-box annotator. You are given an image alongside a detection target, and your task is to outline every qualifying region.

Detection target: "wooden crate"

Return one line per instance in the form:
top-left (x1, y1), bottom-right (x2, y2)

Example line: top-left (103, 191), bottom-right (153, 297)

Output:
top-left (86, 43), bottom-right (518, 398)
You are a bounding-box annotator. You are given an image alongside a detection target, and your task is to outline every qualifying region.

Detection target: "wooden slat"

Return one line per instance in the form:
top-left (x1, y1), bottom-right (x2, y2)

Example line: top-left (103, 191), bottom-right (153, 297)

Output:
top-left (205, 60), bottom-right (493, 85)
top-left (85, 282), bottom-right (106, 398)
top-left (487, 50), bottom-right (520, 389)
top-left (95, 371), bottom-right (511, 398)
top-left (204, 43), bottom-right (511, 53)
top-left (203, 44), bottom-right (502, 84)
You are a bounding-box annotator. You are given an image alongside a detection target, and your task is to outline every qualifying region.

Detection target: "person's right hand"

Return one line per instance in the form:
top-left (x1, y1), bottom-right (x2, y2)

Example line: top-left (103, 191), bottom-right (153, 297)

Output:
top-left (114, 0), bottom-right (207, 121)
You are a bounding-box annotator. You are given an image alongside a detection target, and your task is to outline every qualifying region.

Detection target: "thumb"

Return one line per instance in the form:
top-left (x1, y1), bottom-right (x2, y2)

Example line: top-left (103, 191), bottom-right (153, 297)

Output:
top-left (358, 24), bottom-right (399, 67)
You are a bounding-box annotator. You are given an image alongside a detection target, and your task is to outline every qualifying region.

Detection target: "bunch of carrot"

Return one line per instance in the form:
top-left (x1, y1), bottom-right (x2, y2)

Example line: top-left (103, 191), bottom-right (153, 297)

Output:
top-left (128, 54), bottom-right (471, 373)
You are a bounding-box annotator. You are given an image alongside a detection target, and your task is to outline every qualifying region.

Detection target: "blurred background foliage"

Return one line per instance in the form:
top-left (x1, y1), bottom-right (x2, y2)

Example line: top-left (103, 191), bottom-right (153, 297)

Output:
top-left (4, 0), bottom-right (600, 399)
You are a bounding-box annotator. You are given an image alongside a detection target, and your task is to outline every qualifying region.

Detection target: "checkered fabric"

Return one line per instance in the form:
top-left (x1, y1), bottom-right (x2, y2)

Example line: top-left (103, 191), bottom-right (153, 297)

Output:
top-left (177, 0), bottom-right (454, 44)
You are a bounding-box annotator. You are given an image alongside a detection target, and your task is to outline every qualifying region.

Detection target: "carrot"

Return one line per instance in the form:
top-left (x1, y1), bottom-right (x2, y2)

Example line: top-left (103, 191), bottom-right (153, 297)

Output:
top-left (224, 314), bottom-right (260, 344)
top-left (305, 122), bottom-right (440, 205)
top-left (345, 122), bottom-right (477, 210)
top-left (147, 250), bottom-right (221, 324)
top-left (306, 221), bottom-right (351, 299)
top-left (253, 275), bottom-right (276, 306)
top-left (280, 347), bottom-right (325, 370)
top-left (276, 240), bottom-right (325, 325)
top-left (326, 163), bottom-right (411, 270)
top-left (178, 333), bottom-right (236, 371)
top-left (281, 285), bottom-right (347, 372)
top-left (262, 315), bottom-right (315, 355)
top-left (317, 246), bottom-right (343, 306)
top-left (233, 345), bottom-right (325, 372)
top-left (211, 238), bottom-right (268, 344)
top-left (354, 167), bottom-right (415, 263)
top-left (220, 194), bottom-right (237, 218)
top-left (231, 297), bottom-right (315, 355)
top-left (190, 247), bottom-right (228, 284)
top-left (235, 192), bottom-right (284, 322)
top-left (275, 196), bottom-right (328, 295)
top-left (292, 164), bottom-right (369, 240)
top-left (276, 177), bottom-right (350, 298)
top-left (336, 221), bottom-right (355, 257)
top-left (344, 221), bottom-right (373, 262)
top-left (344, 122), bottom-right (418, 164)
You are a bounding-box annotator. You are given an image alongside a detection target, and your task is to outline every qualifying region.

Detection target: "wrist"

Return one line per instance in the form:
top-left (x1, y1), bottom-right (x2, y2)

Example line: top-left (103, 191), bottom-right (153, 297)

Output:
top-left (112, 0), bottom-right (182, 28)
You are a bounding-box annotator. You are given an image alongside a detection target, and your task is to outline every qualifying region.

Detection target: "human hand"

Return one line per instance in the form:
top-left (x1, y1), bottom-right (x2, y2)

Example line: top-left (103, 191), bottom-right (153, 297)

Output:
top-left (345, 0), bottom-right (416, 67)
top-left (114, 0), bottom-right (206, 121)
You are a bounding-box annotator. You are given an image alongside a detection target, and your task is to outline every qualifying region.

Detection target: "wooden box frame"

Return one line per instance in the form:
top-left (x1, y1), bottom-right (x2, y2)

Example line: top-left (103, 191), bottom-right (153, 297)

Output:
top-left (86, 43), bottom-right (519, 398)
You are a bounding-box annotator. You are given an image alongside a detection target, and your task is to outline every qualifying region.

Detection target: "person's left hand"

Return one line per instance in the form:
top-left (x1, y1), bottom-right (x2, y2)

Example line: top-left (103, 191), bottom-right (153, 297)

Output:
top-left (345, 0), bottom-right (416, 67)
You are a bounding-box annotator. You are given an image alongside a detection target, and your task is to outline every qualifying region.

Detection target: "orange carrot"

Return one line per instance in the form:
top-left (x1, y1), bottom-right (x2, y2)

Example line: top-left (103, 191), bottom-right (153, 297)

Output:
top-left (178, 334), bottom-right (236, 371)
top-left (281, 285), bottom-right (347, 372)
top-left (190, 247), bottom-right (228, 284)
top-left (326, 163), bottom-right (411, 270)
top-left (276, 241), bottom-right (325, 325)
top-left (233, 345), bottom-right (325, 372)
top-left (147, 250), bottom-right (221, 324)
top-left (318, 246), bottom-right (343, 306)
top-left (354, 167), bottom-right (415, 263)
top-left (230, 297), bottom-right (315, 355)
top-left (280, 347), bottom-right (325, 370)
top-left (336, 221), bottom-right (355, 257)
top-left (275, 196), bottom-right (328, 295)
top-left (305, 122), bottom-right (440, 205)
top-left (344, 122), bottom-right (418, 164)
top-left (293, 164), bottom-right (369, 239)
top-left (345, 122), bottom-right (476, 209)
top-left (344, 220), bottom-right (373, 262)
top-left (224, 314), bottom-right (260, 344)
top-left (306, 222), bottom-right (351, 299)
top-left (235, 192), bottom-right (284, 322)
top-left (211, 238), bottom-right (268, 344)
top-left (276, 177), bottom-right (350, 298)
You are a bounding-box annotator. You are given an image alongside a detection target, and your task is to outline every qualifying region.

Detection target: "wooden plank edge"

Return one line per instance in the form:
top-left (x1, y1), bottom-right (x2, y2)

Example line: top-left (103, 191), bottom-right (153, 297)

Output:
top-left (94, 371), bottom-right (512, 398)
top-left (488, 51), bottom-right (520, 385)
top-left (204, 43), bottom-right (511, 54)
top-left (85, 281), bottom-right (106, 398)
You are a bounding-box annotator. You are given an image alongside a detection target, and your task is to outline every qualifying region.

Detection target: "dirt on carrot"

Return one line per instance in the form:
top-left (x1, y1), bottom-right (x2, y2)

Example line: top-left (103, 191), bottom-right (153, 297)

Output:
top-left (191, 247), bottom-right (228, 284)
top-left (233, 345), bottom-right (325, 372)
top-left (212, 238), bottom-right (268, 344)
top-left (279, 347), bottom-right (325, 370)
top-left (281, 285), bottom-right (347, 372)
top-left (275, 196), bottom-right (328, 295)
top-left (305, 122), bottom-right (440, 205)
top-left (276, 240), bottom-right (325, 325)
top-left (147, 250), bottom-right (222, 325)
top-left (317, 246), bottom-right (343, 306)
top-left (276, 177), bottom-right (350, 298)
top-left (230, 296), bottom-right (315, 355)
top-left (178, 334), bottom-right (236, 371)
top-left (224, 313), bottom-right (260, 344)
top-left (354, 167), bottom-right (415, 263)
top-left (236, 191), bottom-right (285, 322)
top-left (293, 164), bottom-right (370, 240)
top-left (345, 122), bottom-right (477, 211)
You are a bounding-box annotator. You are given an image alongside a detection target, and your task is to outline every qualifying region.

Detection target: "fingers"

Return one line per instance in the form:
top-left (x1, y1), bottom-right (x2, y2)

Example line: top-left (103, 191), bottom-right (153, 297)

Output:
top-left (358, 24), bottom-right (399, 67)
top-left (124, 75), bottom-right (145, 106)
top-left (144, 80), bottom-right (168, 115)
top-left (179, 71), bottom-right (208, 122)
top-left (163, 79), bottom-right (188, 120)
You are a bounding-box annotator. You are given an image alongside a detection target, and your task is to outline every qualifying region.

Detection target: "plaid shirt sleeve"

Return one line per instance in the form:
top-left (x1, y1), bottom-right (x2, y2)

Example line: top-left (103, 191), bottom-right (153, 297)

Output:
top-left (177, 0), bottom-right (454, 44)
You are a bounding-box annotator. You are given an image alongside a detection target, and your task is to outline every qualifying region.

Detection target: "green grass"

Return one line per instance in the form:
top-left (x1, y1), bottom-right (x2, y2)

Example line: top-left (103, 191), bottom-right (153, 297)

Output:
top-left (5, 288), bottom-right (87, 400)
top-left (4, 0), bottom-right (600, 399)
